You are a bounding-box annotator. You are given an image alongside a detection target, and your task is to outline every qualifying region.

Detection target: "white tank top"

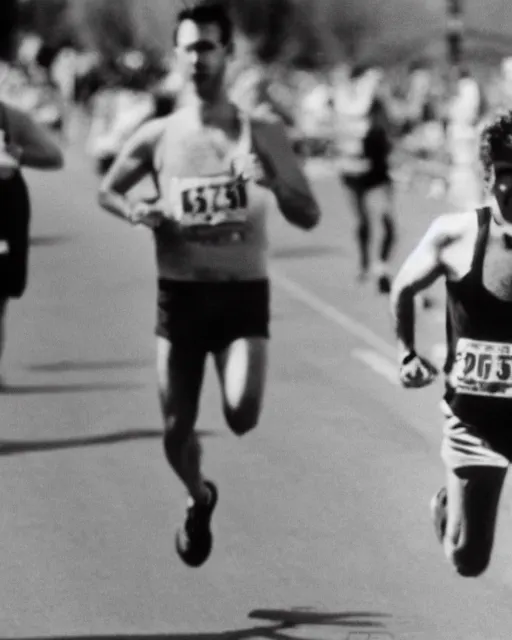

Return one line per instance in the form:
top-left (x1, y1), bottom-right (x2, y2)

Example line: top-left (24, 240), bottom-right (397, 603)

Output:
top-left (333, 85), bottom-right (373, 176)
top-left (157, 111), bottom-right (274, 281)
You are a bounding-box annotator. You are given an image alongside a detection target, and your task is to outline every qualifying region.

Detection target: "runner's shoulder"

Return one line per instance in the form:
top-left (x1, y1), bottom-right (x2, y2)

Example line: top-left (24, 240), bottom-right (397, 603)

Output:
top-left (164, 107), bottom-right (200, 132)
top-left (426, 210), bottom-right (478, 249)
top-left (129, 116), bottom-right (168, 150)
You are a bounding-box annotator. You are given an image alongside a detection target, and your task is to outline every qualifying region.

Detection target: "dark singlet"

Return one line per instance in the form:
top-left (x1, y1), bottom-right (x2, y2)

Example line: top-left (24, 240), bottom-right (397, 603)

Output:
top-left (336, 94), bottom-right (390, 184)
top-left (444, 207), bottom-right (512, 431)
top-left (0, 103), bottom-right (30, 299)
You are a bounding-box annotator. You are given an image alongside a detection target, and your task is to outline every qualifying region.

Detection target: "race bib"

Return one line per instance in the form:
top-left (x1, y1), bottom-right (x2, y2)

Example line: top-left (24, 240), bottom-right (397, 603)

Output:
top-left (451, 338), bottom-right (512, 398)
top-left (177, 177), bottom-right (249, 246)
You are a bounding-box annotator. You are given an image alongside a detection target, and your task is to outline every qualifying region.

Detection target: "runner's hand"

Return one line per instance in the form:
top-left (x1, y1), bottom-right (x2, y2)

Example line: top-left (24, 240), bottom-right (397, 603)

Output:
top-left (129, 201), bottom-right (166, 229)
top-left (399, 350), bottom-right (438, 389)
top-left (234, 153), bottom-right (270, 188)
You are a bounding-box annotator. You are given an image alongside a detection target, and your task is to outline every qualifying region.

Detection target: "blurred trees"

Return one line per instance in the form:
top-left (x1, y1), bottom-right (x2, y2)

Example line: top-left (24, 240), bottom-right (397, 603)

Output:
top-left (19, 0), bottom-right (73, 48)
top-left (0, 0), bottom-right (19, 60)
top-left (16, 0), bottom-right (445, 70)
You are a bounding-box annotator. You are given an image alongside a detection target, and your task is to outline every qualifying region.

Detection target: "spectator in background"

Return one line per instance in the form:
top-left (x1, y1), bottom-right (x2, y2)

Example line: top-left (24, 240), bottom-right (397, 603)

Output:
top-left (445, 67), bottom-right (485, 208)
top-left (0, 0), bottom-right (64, 386)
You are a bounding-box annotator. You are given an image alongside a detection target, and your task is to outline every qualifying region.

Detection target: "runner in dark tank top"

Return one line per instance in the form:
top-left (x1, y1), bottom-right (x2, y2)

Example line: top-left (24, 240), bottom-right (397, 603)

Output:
top-left (390, 110), bottom-right (512, 579)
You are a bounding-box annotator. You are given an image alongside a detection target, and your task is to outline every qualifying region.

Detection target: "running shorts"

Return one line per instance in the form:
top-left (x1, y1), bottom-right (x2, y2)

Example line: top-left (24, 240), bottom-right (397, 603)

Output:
top-left (440, 400), bottom-right (512, 470)
top-left (341, 171), bottom-right (391, 194)
top-left (156, 279), bottom-right (270, 353)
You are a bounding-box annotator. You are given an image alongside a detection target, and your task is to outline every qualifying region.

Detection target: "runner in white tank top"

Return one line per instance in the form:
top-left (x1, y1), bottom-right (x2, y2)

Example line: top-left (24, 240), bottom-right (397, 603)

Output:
top-left (152, 106), bottom-right (271, 281)
top-left (98, 3), bottom-right (321, 569)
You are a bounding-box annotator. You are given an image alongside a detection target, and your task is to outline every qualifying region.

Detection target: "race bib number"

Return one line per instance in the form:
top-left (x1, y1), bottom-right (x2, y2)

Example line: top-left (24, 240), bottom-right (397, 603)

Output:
top-left (451, 338), bottom-right (512, 398)
top-left (181, 179), bottom-right (247, 216)
top-left (178, 178), bottom-right (249, 246)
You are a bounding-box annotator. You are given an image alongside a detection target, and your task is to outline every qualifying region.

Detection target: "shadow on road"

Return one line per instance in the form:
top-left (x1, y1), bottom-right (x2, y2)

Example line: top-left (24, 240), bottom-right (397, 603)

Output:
top-left (6, 607), bottom-right (393, 640)
top-left (0, 428), bottom-right (216, 456)
top-left (27, 359), bottom-right (152, 374)
top-left (1, 382), bottom-right (143, 395)
top-left (30, 234), bottom-right (73, 248)
top-left (271, 245), bottom-right (341, 261)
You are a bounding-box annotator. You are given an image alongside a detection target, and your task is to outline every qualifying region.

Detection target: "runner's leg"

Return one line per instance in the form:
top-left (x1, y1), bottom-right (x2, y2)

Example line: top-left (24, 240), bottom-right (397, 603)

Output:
top-left (345, 185), bottom-right (371, 279)
top-left (0, 298), bottom-right (8, 367)
top-left (373, 181), bottom-right (396, 293)
top-left (214, 337), bottom-right (268, 436)
top-left (441, 465), bottom-right (507, 577)
top-left (157, 336), bottom-right (209, 503)
top-left (435, 411), bottom-right (509, 577)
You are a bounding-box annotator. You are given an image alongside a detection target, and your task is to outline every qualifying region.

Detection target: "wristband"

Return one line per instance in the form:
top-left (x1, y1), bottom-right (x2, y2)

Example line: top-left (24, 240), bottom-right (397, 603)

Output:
top-left (401, 350), bottom-right (417, 366)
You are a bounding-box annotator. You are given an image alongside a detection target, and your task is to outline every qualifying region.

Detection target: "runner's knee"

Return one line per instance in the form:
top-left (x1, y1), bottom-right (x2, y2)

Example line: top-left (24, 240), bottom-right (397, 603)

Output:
top-left (163, 412), bottom-right (199, 465)
top-left (357, 219), bottom-right (370, 242)
top-left (380, 213), bottom-right (396, 260)
top-left (444, 520), bottom-right (494, 578)
top-left (224, 402), bottom-right (260, 436)
top-left (162, 403), bottom-right (199, 446)
top-left (448, 542), bottom-right (492, 578)
top-left (382, 212), bottom-right (395, 236)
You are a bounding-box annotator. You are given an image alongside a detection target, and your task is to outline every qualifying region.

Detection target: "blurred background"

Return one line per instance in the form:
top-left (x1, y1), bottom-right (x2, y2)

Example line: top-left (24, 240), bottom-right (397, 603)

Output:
top-left (1, 0), bottom-right (512, 190)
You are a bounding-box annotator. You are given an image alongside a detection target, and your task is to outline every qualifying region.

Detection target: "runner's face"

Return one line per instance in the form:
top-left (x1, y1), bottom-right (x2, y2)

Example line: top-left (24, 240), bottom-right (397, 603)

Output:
top-left (175, 20), bottom-right (228, 99)
top-left (491, 161), bottom-right (512, 222)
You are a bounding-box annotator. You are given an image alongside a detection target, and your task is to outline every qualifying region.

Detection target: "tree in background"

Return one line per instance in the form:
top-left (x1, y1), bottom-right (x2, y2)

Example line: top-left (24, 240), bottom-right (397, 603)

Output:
top-left (0, 0), bottom-right (19, 61)
top-left (16, 0), bottom-right (449, 72)
top-left (68, 0), bottom-right (137, 60)
top-left (19, 0), bottom-right (75, 47)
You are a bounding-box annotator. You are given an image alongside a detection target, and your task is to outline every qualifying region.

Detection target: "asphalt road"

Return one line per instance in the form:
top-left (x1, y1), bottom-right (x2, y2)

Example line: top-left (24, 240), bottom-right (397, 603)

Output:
top-left (1, 137), bottom-right (512, 640)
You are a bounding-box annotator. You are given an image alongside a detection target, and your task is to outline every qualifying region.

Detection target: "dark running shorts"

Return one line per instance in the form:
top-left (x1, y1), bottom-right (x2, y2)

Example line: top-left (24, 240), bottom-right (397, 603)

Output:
top-left (342, 171), bottom-right (391, 195)
top-left (156, 278), bottom-right (270, 353)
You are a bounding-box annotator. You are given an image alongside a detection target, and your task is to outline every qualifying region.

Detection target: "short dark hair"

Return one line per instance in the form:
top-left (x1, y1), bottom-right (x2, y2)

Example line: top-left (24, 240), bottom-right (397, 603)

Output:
top-left (173, 3), bottom-right (233, 47)
top-left (479, 110), bottom-right (512, 185)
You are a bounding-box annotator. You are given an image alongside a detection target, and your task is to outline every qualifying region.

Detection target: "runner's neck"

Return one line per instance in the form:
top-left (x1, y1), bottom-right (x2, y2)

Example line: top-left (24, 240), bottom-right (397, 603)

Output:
top-left (186, 91), bottom-right (236, 127)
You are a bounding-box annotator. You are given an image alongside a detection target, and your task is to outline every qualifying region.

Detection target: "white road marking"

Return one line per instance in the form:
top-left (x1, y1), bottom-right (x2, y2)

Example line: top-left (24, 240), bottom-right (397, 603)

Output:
top-left (352, 349), bottom-right (399, 386)
top-left (271, 269), bottom-right (396, 359)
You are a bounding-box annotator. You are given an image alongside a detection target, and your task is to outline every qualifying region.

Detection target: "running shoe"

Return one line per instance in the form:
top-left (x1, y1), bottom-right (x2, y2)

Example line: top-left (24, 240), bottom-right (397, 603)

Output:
top-left (377, 274), bottom-right (391, 294)
top-left (175, 480), bottom-right (218, 567)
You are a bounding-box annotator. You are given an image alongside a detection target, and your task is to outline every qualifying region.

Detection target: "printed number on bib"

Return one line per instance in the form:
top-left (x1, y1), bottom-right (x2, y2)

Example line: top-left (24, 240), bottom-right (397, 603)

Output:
top-left (452, 338), bottom-right (512, 398)
top-left (181, 180), bottom-right (247, 216)
top-left (179, 179), bottom-right (249, 245)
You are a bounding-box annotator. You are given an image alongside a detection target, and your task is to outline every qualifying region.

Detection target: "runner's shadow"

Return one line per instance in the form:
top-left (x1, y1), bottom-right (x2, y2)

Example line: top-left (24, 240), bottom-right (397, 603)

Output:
top-left (1, 382), bottom-right (142, 395)
top-left (8, 608), bottom-right (392, 640)
top-left (30, 234), bottom-right (72, 248)
top-left (0, 428), bottom-right (216, 456)
top-left (27, 358), bottom-right (152, 373)
top-left (272, 245), bottom-right (341, 261)
top-left (248, 608), bottom-right (392, 628)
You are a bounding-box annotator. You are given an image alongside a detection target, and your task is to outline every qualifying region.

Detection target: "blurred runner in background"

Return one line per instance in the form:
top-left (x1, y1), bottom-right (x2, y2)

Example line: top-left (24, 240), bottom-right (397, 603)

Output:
top-left (334, 65), bottom-right (396, 293)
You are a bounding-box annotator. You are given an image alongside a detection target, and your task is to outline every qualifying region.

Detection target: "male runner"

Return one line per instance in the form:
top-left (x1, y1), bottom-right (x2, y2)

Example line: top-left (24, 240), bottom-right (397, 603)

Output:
top-left (99, 3), bottom-right (321, 568)
top-left (391, 110), bottom-right (512, 577)
top-left (334, 65), bottom-right (396, 293)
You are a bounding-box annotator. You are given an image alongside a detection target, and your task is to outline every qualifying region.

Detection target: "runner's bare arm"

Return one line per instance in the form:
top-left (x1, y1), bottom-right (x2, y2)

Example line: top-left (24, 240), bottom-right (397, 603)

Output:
top-left (252, 119), bottom-right (321, 230)
top-left (98, 119), bottom-right (165, 222)
top-left (390, 215), bottom-right (458, 357)
top-left (7, 106), bottom-right (63, 169)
